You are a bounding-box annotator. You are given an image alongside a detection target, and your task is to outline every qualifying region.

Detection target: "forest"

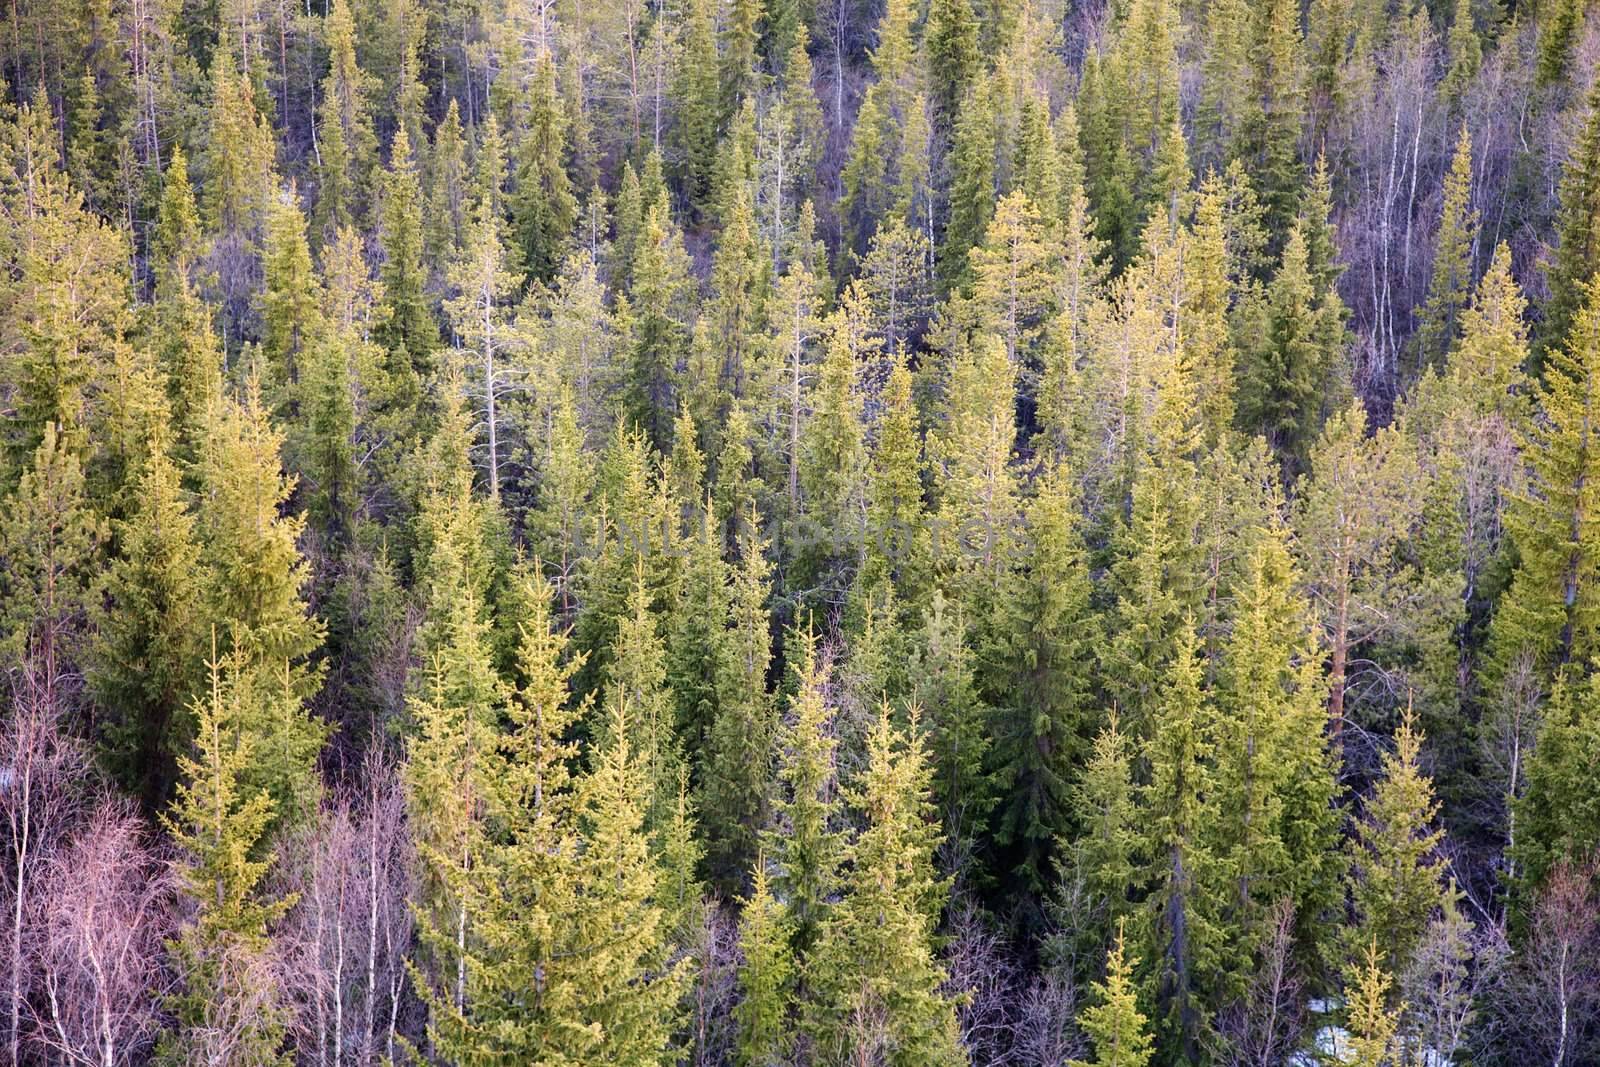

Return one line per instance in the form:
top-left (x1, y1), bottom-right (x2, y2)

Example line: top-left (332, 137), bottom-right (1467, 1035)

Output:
top-left (4, 0), bottom-right (1600, 1062)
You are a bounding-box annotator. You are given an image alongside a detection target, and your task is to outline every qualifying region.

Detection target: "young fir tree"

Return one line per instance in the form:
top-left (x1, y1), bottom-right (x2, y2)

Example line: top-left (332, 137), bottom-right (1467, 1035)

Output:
top-left (940, 75), bottom-right (998, 294)
top-left (374, 124), bottom-right (437, 380)
top-left (1510, 668), bottom-right (1600, 908)
top-left (859, 355), bottom-right (930, 614)
top-left (804, 706), bottom-right (963, 1063)
top-left (909, 590), bottom-right (993, 874)
top-left (770, 625), bottom-right (842, 960)
top-left (405, 555), bottom-right (502, 1040)
top-left (995, 459), bottom-right (1098, 894)
top-left (704, 511), bottom-right (776, 891)
top-left (1541, 75), bottom-right (1600, 362)
top-left (1344, 940), bottom-right (1402, 1067)
top-left (1071, 921), bottom-right (1155, 1067)
top-left (1489, 275), bottom-right (1600, 684)
top-left (925, 0), bottom-right (979, 131)
top-left (259, 191), bottom-right (324, 418)
top-left (1138, 618), bottom-right (1216, 1064)
top-left (569, 699), bottom-right (688, 1062)
top-left (92, 422), bottom-right (208, 809)
top-left (0, 423), bottom-right (101, 671)
top-left (157, 655), bottom-right (294, 1066)
top-left (674, 0), bottom-right (721, 216)
top-left (512, 52), bottom-right (577, 283)
top-left (313, 0), bottom-right (377, 240)
top-left (733, 858), bottom-right (795, 1067)
top-left (1346, 709), bottom-right (1452, 981)
top-left (627, 200), bottom-right (694, 451)
top-left (1414, 126), bottom-right (1478, 374)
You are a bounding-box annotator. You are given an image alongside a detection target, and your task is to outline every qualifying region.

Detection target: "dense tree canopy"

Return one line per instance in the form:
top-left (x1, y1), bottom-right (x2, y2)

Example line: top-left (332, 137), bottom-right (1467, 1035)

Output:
top-left (4, 0), bottom-right (1600, 1063)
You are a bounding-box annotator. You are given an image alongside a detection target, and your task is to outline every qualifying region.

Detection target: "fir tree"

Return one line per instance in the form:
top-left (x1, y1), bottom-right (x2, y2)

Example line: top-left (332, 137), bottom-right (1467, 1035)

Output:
top-left (1415, 126), bottom-right (1478, 374)
top-left (733, 859), bottom-right (795, 1066)
top-left (157, 654), bottom-right (295, 1065)
top-left (1071, 921), bottom-right (1155, 1067)
top-left (1347, 709), bottom-right (1452, 980)
top-left (628, 201), bottom-right (693, 451)
top-left (704, 513), bottom-right (776, 891)
top-left (314, 0), bottom-right (377, 240)
top-left (805, 706), bottom-right (963, 1063)
top-left (1541, 75), bottom-right (1600, 361)
top-left (512, 52), bottom-right (578, 283)
top-left (374, 124), bottom-right (437, 377)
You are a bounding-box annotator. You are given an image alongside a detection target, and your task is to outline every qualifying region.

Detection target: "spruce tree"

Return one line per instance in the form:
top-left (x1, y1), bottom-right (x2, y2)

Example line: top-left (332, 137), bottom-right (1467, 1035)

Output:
top-left (1542, 74), bottom-right (1600, 361)
top-left (733, 859), bottom-right (795, 1066)
top-left (157, 655), bottom-right (294, 1065)
top-left (1415, 126), bottom-right (1478, 374)
top-left (1347, 709), bottom-right (1452, 980)
top-left (805, 706), bottom-right (963, 1063)
top-left (512, 52), bottom-right (578, 283)
top-left (92, 424), bottom-right (207, 808)
top-left (996, 460), bottom-right (1097, 893)
top-left (1138, 618), bottom-right (1215, 1063)
top-left (314, 0), bottom-right (377, 239)
top-left (770, 625), bottom-right (842, 958)
top-left (1071, 921), bottom-right (1155, 1067)
top-left (627, 200), bottom-right (693, 451)
top-left (1490, 275), bottom-right (1600, 682)
top-left (0, 423), bottom-right (101, 670)
top-left (704, 513), bottom-right (776, 891)
top-left (374, 124), bottom-right (437, 377)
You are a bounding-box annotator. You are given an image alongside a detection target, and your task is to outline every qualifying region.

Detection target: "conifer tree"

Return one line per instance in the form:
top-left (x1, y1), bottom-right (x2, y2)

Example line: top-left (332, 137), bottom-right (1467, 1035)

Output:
top-left (1415, 126), bottom-right (1478, 374)
top-left (910, 590), bottom-right (993, 871)
top-left (994, 460), bottom-right (1096, 894)
top-left (860, 356), bottom-right (930, 611)
top-left (512, 52), bottom-right (578, 283)
top-left (770, 626), bottom-right (841, 958)
top-left (1542, 75), bottom-right (1600, 360)
top-left (1071, 921), bottom-right (1155, 1067)
top-left (93, 424), bottom-right (207, 808)
top-left (1344, 940), bottom-right (1402, 1067)
top-left (314, 0), bottom-right (377, 239)
top-left (1512, 669), bottom-right (1600, 902)
top-left (259, 191), bottom-right (323, 417)
top-left (0, 423), bottom-right (101, 671)
top-left (1347, 709), bottom-right (1452, 980)
top-left (704, 513), bottom-right (775, 890)
top-left (970, 190), bottom-right (1061, 374)
top-left (926, 0), bottom-right (979, 130)
top-left (375, 124), bottom-right (437, 377)
top-left (569, 699), bottom-right (687, 1061)
top-left (1072, 714), bottom-right (1139, 944)
top-left (674, 0), bottom-right (721, 215)
top-left (734, 859), bottom-right (795, 1066)
top-left (628, 200), bottom-right (693, 450)
top-left (1490, 276), bottom-right (1600, 682)
top-left (201, 45), bottom-right (274, 245)
top-left (198, 380), bottom-right (324, 682)
top-left (196, 380), bottom-right (328, 825)
top-left (157, 655), bottom-right (294, 1065)
top-left (941, 75), bottom-right (998, 293)
top-left (603, 564), bottom-right (681, 833)
top-left (426, 99), bottom-right (470, 266)
top-left (805, 706), bottom-right (963, 1063)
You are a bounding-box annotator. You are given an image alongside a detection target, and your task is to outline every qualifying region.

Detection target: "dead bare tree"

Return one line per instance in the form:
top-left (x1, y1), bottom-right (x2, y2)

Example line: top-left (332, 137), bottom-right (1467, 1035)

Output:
top-left (1480, 856), bottom-right (1600, 1067)
top-left (279, 751), bottom-right (414, 1066)
top-left (0, 664), bottom-right (85, 1067)
top-left (1212, 900), bottom-right (1305, 1067)
top-left (29, 799), bottom-right (176, 1066)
